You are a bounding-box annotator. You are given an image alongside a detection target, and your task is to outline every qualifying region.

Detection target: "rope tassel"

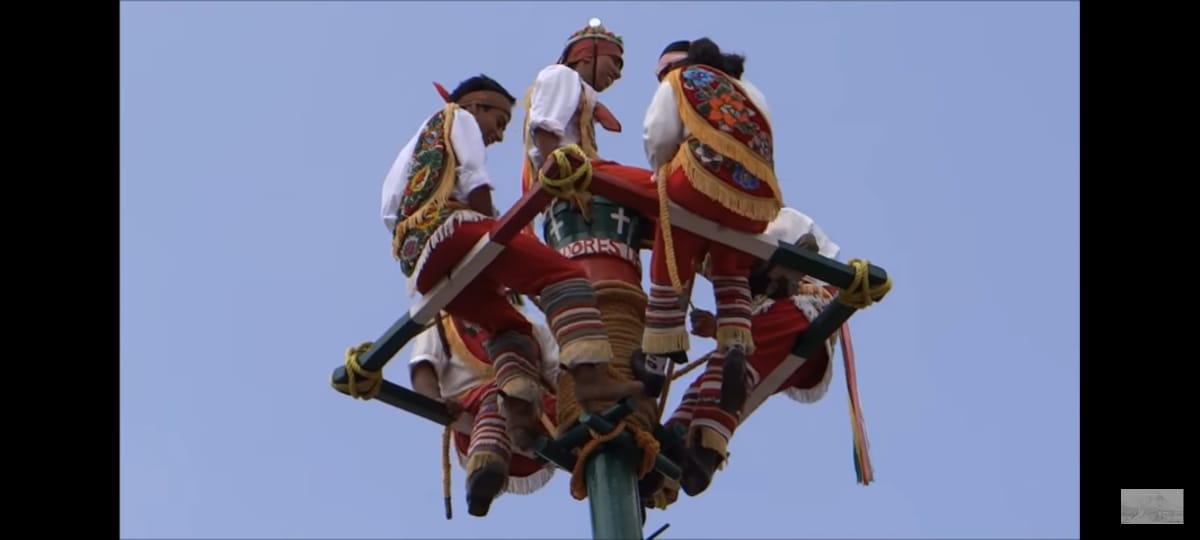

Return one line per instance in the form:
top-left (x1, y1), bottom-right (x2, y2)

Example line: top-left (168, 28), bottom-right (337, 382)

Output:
top-left (839, 323), bottom-right (873, 485)
top-left (442, 426), bottom-right (453, 519)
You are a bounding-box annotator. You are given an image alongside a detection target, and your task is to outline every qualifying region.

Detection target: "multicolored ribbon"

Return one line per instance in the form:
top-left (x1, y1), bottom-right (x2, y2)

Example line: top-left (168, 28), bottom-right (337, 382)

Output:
top-left (840, 322), bottom-right (873, 485)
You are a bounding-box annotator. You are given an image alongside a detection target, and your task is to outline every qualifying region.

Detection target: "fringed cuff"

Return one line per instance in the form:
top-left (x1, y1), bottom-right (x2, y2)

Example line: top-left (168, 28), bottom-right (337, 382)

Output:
top-left (498, 377), bottom-right (542, 406)
top-left (693, 424), bottom-right (731, 463)
top-left (503, 465), bottom-right (555, 495)
top-left (558, 338), bottom-right (614, 368)
top-left (715, 326), bottom-right (755, 356)
top-left (642, 328), bottom-right (690, 355)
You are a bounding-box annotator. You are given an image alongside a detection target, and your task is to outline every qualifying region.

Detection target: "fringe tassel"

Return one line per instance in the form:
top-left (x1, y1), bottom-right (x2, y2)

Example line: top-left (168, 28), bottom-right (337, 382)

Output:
top-left (498, 377), bottom-right (542, 407)
top-left (453, 448), bottom-right (554, 497)
top-left (393, 104), bottom-right (461, 247)
top-left (404, 209), bottom-right (491, 296)
top-left (782, 354), bottom-right (834, 404)
top-left (714, 326), bottom-right (754, 355)
top-left (465, 451), bottom-right (509, 481)
top-left (668, 69), bottom-right (779, 188)
top-left (558, 338), bottom-right (614, 369)
top-left (442, 426), bottom-right (453, 519)
top-left (840, 323), bottom-right (873, 485)
top-left (642, 330), bottom-right (690, 357)
top-left (503, 465), bottom-right (556, 495)
top-left (577, 81), bottom-right (600, 160)
top-left (694, 424), bottom-right (730, 462)
top-left (669, 150), bottom-right (782, 222)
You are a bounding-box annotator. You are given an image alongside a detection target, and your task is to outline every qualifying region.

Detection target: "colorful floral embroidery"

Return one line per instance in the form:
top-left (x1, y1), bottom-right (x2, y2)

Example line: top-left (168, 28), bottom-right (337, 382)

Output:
top-left (394, 110), bottom-right (457, 276)
top-left (677, 66), bottom-right (776, 199)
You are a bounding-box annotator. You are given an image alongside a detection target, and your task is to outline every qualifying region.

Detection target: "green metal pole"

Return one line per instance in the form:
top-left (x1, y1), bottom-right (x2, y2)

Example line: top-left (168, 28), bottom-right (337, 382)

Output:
top-left (585, 447), bottom-right (644, 540)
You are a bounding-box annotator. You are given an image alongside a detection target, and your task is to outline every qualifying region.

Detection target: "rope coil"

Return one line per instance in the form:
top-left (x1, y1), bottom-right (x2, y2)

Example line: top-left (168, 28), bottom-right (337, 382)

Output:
top-left (332, 341), bottom-right (382, 400)
top-left (568, 420), bottom-right (661, 501)
top-left (538, 144), bottom-right (595, 215)
top-left (837, 259), bottom-right (892, 309)
top-left (442, 426), bottom-right (453, 519)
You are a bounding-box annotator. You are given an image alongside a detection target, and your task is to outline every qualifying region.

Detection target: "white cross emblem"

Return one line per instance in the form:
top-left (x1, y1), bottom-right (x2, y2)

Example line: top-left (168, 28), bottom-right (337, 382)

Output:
top-left (610, 206), bottom-right (631, 236)
top-left (548, 214), bottom-right (564, 241)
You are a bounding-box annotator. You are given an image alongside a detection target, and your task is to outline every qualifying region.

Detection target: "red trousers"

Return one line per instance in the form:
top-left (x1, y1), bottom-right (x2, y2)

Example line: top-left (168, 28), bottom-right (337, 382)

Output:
top-left (417, 219), bottom-right (582, 337)
top-left (415, 217), bottom-right (612, 399)
top-left (643, 169), bottom-right (768, 355)
top-left (454, 382), bottom-right (558, 483)
top-left (666, 298), bottom-right (832, 458)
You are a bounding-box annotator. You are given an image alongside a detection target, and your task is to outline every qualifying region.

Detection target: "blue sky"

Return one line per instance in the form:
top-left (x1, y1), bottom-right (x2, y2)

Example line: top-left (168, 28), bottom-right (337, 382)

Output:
top-left (120, 2), bottom-right (1079, 538)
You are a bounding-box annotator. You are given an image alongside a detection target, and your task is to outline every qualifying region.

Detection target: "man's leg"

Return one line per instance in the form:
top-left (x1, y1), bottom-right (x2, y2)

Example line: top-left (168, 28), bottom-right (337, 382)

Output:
top-left (432, 276), bottom-right (551, 452)
top-left (705, 242), bottom-right (761, 415)
top-left (679, 351), bottom-right (743, 497)
top-left (641, 223), bottom-right (706, 367)
top-left (463, 385), bottom-right (510, 517)
top-left (479, 228), bottom-right (644, 412)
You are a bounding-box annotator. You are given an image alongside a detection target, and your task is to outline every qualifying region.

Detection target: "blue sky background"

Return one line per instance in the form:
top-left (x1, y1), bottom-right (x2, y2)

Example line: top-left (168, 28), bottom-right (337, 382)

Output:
top-left (120, 1), bottom-right (1079, 538)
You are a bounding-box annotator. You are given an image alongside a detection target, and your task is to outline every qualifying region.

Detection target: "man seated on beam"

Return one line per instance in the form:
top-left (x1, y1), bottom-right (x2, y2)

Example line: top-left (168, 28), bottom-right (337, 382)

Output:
top-left (637, 207), bottom-right (842, 500)
top-left (408, 291), bottom-right (560, 517)
top-left (640, 37), bottom-right (784, 420)
top-left (381, 75), bottom-right (641, 453)
top-left (521, 18), bottom-right (656, 226)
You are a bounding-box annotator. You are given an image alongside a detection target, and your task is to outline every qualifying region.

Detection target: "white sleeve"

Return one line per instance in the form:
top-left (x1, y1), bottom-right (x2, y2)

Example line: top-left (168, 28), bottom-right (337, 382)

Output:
top-left (531, 322), bottom-right (561, 383)
top-left (529, 65), bottom-right (582, 137)
top-left (448, 109), bottom-right (493, 198)
top-left (408, 323), bottom-right (447, 376)
top-left (809, 220), bottom-right (840, 260)
top-left (643, 80), bottom-right (684, 172)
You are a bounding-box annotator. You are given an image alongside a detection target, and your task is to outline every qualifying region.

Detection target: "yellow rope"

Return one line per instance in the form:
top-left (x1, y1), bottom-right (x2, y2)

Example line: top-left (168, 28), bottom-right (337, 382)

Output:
top-left (837, 259), bottom-right (893, 309)
top-left (538, 144), bottom-right (595, 216)
top-left (331, 341), bottom-right (382, 400)
top-left (670, 354), bottom-right (709, 381)
top-left (656, 361), bottom-right (676, 421)
top-left (568, 420), bottom-right (661, 501)
top-left (442, 425), bottom-right (453, 519)
top-left (656, 166), bottom-right (686, 295)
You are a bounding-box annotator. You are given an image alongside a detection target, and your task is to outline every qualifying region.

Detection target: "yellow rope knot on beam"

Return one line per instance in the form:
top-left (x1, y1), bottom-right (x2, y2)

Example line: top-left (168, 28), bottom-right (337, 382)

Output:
top-left (837, 259), bottom-right (893, 309)
top-left (568, 420), bottom-right (661, 501)
top-left (331, 341), bottom-right (383, 400)
top-left (538, 143), bottom-right (594, 215)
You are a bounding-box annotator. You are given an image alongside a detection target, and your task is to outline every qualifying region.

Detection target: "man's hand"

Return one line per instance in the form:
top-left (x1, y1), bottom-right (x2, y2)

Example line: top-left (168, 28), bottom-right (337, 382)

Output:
top-left (690, 309), bottom-right (716, 338)
top-left (442, 398), bottom-right (465, 420)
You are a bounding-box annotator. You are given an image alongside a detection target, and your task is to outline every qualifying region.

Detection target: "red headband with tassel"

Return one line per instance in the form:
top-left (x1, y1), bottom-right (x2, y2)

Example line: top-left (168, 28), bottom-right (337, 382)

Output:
top-left (433, 82), bottom-right (452, 103)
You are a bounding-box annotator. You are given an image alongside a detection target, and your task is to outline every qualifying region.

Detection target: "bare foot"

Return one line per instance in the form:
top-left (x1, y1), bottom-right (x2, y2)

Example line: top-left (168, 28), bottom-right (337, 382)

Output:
top-left (568, 363), bottom-right (644, 412)
top-left (500, 396), bottom-right (543, 452)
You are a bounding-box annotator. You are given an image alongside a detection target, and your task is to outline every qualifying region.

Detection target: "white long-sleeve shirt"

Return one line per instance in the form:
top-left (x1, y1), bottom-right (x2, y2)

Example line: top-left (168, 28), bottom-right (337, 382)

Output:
top-left (408, 313), bottom-right (561, 400)
top-left (526, 64), bottom-right (597, 169)
top-left (642, 75), bottom-right (773, 173)
top-left (380, 108), bottom-right (494, 232)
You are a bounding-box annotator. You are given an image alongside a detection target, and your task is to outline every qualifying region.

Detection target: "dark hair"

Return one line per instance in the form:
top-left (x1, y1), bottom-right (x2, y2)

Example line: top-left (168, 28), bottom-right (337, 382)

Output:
top-left (449, 74), bottom-right (516, 104)
top-left (686, 38), bottom-right (746, 79)
top-left (660, 40), bottom-right (691, 57)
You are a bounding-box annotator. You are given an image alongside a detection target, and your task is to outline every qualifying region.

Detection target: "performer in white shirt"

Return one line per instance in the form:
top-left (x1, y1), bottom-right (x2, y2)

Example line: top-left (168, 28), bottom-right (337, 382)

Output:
top-left (638, 38), bottom-right (784, 420)
top-left (408, 297), bottom-right (561, 517)
top-left (381, 75), bottom-right (641, 461)
top-left (658, 208), bottom-right (841, 501)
